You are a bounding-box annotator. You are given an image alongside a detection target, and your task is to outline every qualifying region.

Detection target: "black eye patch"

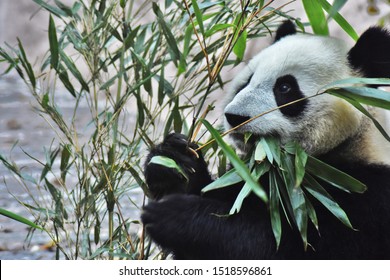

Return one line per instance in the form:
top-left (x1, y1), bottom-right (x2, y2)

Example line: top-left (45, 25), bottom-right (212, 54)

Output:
top-left (273, 74), bottom-right (307, 117)
top-left (235, 73), bottom-right (253, 94)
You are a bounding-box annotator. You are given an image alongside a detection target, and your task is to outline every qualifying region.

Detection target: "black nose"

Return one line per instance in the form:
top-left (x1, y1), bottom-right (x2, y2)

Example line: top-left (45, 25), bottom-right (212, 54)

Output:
top-left (225, 113), bottom-right (250, 127)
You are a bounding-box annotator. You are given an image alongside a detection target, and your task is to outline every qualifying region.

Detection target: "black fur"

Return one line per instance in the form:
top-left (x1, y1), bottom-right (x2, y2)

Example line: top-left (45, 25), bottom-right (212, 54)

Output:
top-left (274, 20), bottom-right (297, 42)
top-left (348, 27), bottom-right (390, 78)
top-left (144, 133), bottom-right (212, 199)
top-left (142, 133), bottom-right (390, 259)
top-left (141, 24), bottom-right (390, 259)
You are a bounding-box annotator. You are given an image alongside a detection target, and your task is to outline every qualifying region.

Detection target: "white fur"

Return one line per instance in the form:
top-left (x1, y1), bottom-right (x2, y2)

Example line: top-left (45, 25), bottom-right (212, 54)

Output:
top-left (224, 33), bottom-right (390, 164)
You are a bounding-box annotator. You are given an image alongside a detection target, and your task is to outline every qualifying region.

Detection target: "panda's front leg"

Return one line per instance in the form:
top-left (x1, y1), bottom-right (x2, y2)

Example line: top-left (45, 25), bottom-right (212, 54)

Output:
top-left (144, 133), bottom-right (212, 199)
top-left (141, 194), bottom-right (235, 259)
top-left (141, 193), bottom-right (277, 259)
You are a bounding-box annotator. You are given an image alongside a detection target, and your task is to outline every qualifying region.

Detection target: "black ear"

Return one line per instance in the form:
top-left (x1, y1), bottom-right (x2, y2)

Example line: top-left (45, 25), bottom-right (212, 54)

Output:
top-left (274, 20), bottom-right (297, 43)
top-left (348, 27), bottom-right (390, 78)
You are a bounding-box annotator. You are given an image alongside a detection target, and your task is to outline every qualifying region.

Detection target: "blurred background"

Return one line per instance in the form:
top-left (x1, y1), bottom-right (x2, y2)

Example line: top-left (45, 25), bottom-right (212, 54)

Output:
top-left (0, 0), bottom-right (389, 259)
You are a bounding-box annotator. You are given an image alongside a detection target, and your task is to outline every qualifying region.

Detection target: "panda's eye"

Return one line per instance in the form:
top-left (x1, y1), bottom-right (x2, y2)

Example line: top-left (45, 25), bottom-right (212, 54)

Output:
top-left (277, 83), bottom-right (292, 94)
top-left (273, 74), bottom-right (307, 117)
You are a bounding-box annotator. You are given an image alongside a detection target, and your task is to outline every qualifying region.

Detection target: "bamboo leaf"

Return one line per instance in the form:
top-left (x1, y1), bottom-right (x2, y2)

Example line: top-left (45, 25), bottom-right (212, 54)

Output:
top-left (60, 50), bottom-right (89, 92)
top-left (0, 207), bottom-right (43, 230)
top-left (17, 38), bottom-right (36, 89)
top-left (306, 156), bottom-right (367, 193)
top-left (321, 77), bottom-right (390, 91)
top-left (324, 0), bottom-right (348, 19)
top-left (203, 168), bottom-right (243, 193)
top-left (302, 0), bottom-right (329, 35)
top-left (149, 156), bottom-right (188, 181)
top-left (260, 137), bottom-right (281, 165)
top-left (280, 152), bottom-right (308, 247)
top-left (328, 87), bottom-right (390, 110)
top-left (269, 170), bottom-right (282, 248)
top-left (305, 195), bottom-right (319, 232)
top-left (230, 163), bottom-right (269, 215)
top-left (327, 88), bottom-right (390, 142)
top-left (152, 3), bottom-right (183, 66)
top-left (294, 143), bottom-right (308, 187)
top-left (233, 30), bottom-right (247, 62)
top-left (304, 174), bottom-right (354, 229)
top-left (33, 0), bottom-right (67, 17)
top-left (60, 144), bottom-right (71, 182)
top-left (58, 65), bottom-right (76, 97)
top-left (229, 183), bottom-right (251, 215)
top-left (192, 0), bottom-right (204, 35)
top-left (49, 15), bottom-right (59, 69)
top-left (201, 119), bottom-right (268, 203)
top-left (205, 23), bottom-right (235, 37)
top-left (317, 0), bottom-right (358, 41)
top-left (254, 141), bottom-right (267, 162)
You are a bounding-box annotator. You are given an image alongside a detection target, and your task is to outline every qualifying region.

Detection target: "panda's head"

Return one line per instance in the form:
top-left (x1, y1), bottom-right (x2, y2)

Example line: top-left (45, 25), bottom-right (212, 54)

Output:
top-left (224, 21), bottom-right (390, 160)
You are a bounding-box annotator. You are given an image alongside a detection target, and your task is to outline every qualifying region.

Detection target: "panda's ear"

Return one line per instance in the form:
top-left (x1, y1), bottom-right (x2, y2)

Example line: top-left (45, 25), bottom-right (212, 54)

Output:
top-left (348, 27), bottom-right (390, 78)
top-left (274, 20), bottom-right (297, 43)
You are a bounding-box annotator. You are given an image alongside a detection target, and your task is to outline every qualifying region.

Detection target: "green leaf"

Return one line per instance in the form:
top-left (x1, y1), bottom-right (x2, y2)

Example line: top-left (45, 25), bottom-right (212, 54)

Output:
top-left (201, 119), bottom-right (268, 203)
top-left (152, 3), bottom-right (183, 67)
top-left (280, 153), bottom-right (308, 245)
top-left (327, 87), bottom-right (390, 110)
top-left (60, 144), bottom-right (71, 182)
top-left (0, 207), bottom-right (43, 230)
top-left (229, 183), bottom-right (252, 215)
top-left (325, 0), bottom-right (348, 19)
top-left (294, 143), bottom-right (308, 187)
top-left (302, 0), bottom-right (329, 35)
top-left (60, 50), bottom-right (89, 92)
top-left (48, 15), bottom-right (59, 69)
top-left (317, 0), bottom-right (358, 41)
top-left (305, 195), bottom-right (319, 232)
top-left (269, 170), bottom-right (282, 248)
top-left (260, 137), bottom-right (281, 165)
top-left (149, 156), bottom-right (188, 181)
top-left (229, 163), bottom-right (269, 215)
top-left (192, 0), bottom-right (204, 35)
top-left (33, 0), bottom-right (67, 17)
top-left (17, 38), bottom-right (36, 89)
top-left (254, 141), bottom-right (267, 162)
top-left (306, 156), bottom-right (367, 193)
top-left (158, 66), bottom-right (166, 105)
top-left (205, 23), bottom-right (235, 37)
top-left (57, 64), bottom-right (76, 97)
top-left (202, 168), bottom-right (243, 193)
top-left (183, 25), bottom-right (193, 56)
top-left (172, 98), bottom-right (182, 133)
top-left (233, 30), bottom-right (247, 62)
top-left (304, 174), bottom-right (354, 229)
top-left (290, 186), bottom-right (308, 249)
top-left (321, 77), bottom-right (390, 91)
top-left (327, 88), bottom-right (390, 142)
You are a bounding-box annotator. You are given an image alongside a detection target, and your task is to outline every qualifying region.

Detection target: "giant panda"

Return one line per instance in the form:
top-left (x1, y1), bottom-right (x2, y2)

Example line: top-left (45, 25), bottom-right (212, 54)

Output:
top-left (141, 21), bottom-right (390, 259)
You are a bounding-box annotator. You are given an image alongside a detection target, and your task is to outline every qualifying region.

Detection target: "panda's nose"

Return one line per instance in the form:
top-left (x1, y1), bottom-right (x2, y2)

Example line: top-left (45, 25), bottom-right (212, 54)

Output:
top-left (225, 113), bottom-right (250, 127)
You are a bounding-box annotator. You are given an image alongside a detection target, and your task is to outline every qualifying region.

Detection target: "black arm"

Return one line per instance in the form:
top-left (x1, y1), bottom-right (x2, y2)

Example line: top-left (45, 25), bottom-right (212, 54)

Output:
top-left (144, 133), bottom-right (212, 199)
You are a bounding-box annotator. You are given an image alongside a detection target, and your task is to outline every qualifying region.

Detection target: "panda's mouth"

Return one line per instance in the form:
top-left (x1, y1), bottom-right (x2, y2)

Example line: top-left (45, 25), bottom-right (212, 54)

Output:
top-left (229, 130), bottom-right (282, 153)
top-left (228, 132), bottom-right (259, 153)
top-left (229, 132), bottom-right (258, 145)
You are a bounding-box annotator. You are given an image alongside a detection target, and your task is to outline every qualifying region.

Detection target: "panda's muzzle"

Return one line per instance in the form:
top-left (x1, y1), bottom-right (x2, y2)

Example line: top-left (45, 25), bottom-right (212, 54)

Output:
top-left (225, 113), bottom-right (250, 128)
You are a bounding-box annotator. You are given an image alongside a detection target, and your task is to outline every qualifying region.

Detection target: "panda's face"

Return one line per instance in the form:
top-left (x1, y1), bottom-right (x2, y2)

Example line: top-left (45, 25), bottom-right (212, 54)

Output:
top-left (224, 34), bottom-right (363, 155)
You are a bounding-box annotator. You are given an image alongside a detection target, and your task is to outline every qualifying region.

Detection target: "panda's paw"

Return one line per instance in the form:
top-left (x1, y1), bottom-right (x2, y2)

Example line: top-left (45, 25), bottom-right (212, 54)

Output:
top-left (144, 133), bottom-right (211, 199)
top-left (141, 194), bottom-right (199, 248)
